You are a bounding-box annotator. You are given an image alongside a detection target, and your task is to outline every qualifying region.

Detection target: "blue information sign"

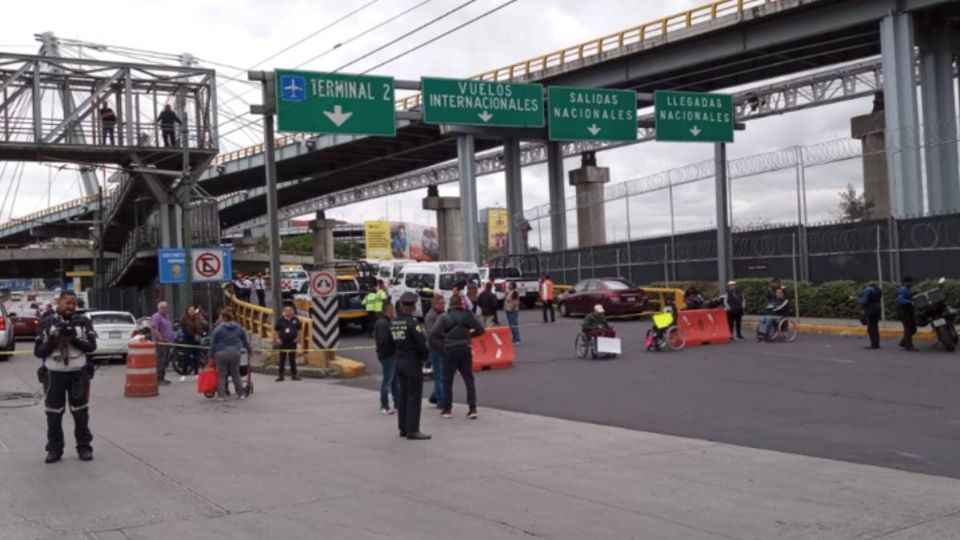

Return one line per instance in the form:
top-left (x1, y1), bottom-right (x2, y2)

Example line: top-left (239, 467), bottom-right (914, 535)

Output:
top-left (159, 247), bottom-right (233, 285)
top-left (0, 278), bottom-right (33, 290)
top-left (159, 248), bottom-right (187, 284)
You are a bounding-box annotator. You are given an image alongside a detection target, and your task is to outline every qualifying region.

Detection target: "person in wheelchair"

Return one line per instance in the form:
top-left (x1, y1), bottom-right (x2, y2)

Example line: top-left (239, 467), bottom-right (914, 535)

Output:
top-left (581, 305), bottom-right (616, 340)
top-left (647, 296), bottom-right (679, 352)
top-left (758, 288), bottom-right (790, 340)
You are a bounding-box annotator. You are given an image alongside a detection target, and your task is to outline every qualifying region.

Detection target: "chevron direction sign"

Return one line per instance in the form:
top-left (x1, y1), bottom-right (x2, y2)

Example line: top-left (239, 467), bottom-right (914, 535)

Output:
top-left (310, 296), bottom-right (339, 350)
top-left (309, 271), bottom-right (339, 351)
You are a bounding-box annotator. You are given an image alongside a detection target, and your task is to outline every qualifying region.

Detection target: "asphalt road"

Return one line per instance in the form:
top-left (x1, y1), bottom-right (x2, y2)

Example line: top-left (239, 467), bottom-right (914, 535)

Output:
top-left (338, 312), bottom-right (960, 480)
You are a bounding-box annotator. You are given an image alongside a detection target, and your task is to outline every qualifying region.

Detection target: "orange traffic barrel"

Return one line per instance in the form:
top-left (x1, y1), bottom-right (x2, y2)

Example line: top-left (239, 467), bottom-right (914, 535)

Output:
top-left (125, 338), bottom-right (158, 397)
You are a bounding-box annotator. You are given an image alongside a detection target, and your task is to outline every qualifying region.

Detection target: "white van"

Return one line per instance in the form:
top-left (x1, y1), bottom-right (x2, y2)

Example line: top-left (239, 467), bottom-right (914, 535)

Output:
top-left (377, 259), bottom-right (415, 294)
top-left (389, 262), bottom-right (481, 317)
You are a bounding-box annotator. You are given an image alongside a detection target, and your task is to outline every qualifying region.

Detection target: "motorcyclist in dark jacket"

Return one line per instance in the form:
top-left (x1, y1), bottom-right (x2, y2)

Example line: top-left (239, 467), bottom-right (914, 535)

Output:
top-left (429, 295), bottom-right (485, 419)
top-left (34, 291), bottom-right (97, 464)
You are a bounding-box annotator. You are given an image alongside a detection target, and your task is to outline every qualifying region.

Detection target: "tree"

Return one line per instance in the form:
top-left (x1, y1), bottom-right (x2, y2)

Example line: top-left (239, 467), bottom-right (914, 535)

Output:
top-left (334, 240), bottom-right (364, 259)
top-left (254, 234), bottom-right (268, 253)
top-left (837, 184), bottom-right (875, 222)
top-left (280, 234), bottom-right (313, 255)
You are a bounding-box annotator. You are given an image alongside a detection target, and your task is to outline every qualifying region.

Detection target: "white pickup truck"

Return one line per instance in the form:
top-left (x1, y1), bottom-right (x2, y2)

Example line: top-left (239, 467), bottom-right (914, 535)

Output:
top-left (480, 260), bottom-right (540, 309)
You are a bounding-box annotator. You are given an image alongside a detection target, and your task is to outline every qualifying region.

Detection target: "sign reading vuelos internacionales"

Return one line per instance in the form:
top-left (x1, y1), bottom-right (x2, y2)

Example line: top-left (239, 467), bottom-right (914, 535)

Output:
top-left (274, 69), bottom-right (396, 136)
top-left (421, 77), bottom-right (543, 128)
top-left (548, 86), bottom-right (638, 142)
top-left (654, 90), bottom-right (734, 143)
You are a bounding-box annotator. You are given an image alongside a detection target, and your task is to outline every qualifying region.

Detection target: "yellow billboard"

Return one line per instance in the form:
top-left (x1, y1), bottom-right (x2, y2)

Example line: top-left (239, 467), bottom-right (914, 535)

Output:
top-left (487, 208), bottom-right (509, 251)
top-left (364, 220), bottom-right (393, 260)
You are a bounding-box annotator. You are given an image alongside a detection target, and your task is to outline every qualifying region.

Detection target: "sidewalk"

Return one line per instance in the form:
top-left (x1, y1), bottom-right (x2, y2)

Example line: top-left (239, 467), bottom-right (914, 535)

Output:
top-left (3, 361), bottom-right (960, 539)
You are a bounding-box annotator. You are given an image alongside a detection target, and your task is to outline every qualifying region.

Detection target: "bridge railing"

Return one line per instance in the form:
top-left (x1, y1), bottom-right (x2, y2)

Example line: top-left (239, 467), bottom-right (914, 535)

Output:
top-left (397, 0), bottom-right (772, 109)
top-left (211, 0), bottom-right (776, 165)
top-left (223, 286), bottom-right (312, 353)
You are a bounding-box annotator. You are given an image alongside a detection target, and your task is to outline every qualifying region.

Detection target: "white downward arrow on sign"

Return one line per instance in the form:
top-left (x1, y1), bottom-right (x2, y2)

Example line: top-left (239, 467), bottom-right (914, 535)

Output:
top-left (587, 124), bottom-right (601, 136)
top-left (689, 125), bottom-right (702, 137)
top-left (324, 105), bottom-right (353, 127)
top-left (478, 111), bottom-right (493, 123)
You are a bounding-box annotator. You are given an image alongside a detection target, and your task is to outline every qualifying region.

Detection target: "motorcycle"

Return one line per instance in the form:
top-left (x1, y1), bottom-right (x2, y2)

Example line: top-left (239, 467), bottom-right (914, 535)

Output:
top-left (913, 277), bottom-right (959, 352)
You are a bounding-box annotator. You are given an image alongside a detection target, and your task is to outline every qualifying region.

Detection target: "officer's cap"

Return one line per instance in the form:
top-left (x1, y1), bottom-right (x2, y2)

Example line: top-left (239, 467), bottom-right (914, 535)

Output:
top-left (399, 292), bottom-right (419, 304)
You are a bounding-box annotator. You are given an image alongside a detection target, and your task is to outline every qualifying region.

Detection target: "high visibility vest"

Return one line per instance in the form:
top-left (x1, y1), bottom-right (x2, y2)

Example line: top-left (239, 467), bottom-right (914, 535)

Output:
top-left (364, 291), bottom-right (385, 312)
top-left (541, 280), bottom-right (555, 301)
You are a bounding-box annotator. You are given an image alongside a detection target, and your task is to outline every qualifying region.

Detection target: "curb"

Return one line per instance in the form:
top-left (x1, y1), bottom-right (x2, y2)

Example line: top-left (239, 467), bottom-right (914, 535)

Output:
top-left (251, 355), bottom-right (367, 379)
top-left (741, 320), bottom-right (934, 341)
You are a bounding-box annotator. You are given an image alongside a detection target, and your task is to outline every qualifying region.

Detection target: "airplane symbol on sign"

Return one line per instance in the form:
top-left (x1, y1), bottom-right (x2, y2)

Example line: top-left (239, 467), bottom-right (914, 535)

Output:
top-left (280, 75), bottom-right (306, 102)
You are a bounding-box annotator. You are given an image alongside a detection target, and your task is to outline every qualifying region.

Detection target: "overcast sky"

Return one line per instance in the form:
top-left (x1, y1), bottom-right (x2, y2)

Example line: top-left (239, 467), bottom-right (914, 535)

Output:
top-left (1, 0), bottom-right (877, 247)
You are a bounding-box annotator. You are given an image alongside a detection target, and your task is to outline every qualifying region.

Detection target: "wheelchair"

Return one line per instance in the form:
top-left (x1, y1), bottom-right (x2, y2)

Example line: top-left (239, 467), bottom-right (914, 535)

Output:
top-left (575, 327), bottom-right (617, 359)
top-left (756, 316), bottom-right (799, 342)
top-left (645, 311), bottom-right (685, 352)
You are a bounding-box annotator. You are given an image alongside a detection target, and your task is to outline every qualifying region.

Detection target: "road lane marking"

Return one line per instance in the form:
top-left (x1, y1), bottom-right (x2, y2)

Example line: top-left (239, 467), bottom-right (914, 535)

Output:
top-left (761, 350), bottom-right (854, 364)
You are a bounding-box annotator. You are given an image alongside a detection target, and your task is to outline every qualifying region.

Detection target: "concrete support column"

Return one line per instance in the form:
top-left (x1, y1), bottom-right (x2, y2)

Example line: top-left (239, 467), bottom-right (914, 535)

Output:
top-left (423, 194), bottom-right (463, 261)
top-left (310, 212), bottom-right (336, 264)
top-left (457, 134), bottom-right (480, 263)
top-left (918, 16), bottom-right (960, 213)
top-left (880, 12), bottom-right (924, 217)
top-left (851, 103), bottom-right (891, 219)
top-left (546, 141), bottom-right (567, 251)
top-left (568, 152), bottom-right (610, 248)
top-left (503, 138), bottom-right (524, 254)
top-left (157, 202), bottom-right (180, 311)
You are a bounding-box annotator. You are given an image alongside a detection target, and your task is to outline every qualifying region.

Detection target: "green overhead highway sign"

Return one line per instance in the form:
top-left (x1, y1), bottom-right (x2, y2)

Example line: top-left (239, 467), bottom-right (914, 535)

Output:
top-left (548, 86), bottom-right (638, 142)
top-left (421, 77), bottom-right (544, 128)
top-left (654, 90), bottom-right (734, 143)
top-left (274, 69), bottom-right (396, 136)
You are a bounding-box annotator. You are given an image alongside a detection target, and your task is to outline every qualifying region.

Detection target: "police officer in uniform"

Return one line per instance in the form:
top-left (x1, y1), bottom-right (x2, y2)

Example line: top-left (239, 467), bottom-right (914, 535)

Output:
top-left (391, 292), bottom-right (431, 440)
top-left (34, 291), bottom-right (97, 463)
top-left (858, 280), bottom-right (883, 349)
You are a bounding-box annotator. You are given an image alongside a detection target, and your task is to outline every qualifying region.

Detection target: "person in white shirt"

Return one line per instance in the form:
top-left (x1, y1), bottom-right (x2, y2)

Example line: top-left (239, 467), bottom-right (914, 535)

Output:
top-left (254, 273), bottom-right (266, 306)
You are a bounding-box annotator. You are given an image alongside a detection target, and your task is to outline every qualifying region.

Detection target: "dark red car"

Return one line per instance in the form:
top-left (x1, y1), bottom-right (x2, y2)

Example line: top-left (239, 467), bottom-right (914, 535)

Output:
top-left (558, 278), bottom-right (648, 318)
top-left (11, 312), bottom-right (41, 339)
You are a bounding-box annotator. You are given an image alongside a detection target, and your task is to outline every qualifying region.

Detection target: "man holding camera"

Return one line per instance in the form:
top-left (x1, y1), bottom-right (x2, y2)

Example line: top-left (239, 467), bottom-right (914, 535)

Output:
top-left (34, 291), bottom-right (97, 464)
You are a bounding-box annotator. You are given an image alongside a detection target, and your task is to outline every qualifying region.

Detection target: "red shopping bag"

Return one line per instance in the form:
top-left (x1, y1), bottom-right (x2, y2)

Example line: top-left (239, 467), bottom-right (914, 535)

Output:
top-left (197, 360), bottom-right (218, 394)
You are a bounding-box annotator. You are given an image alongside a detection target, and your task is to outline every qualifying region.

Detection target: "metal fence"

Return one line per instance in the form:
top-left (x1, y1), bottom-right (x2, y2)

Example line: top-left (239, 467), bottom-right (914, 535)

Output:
top-left (538, 212), bottom-right (960, 287)
top-left (521, 116), bottom-right (960, 249)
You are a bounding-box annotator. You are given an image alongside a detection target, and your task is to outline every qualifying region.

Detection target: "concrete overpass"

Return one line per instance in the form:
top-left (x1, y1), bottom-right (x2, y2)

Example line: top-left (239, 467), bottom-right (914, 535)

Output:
top-left (200, 0), bottom-right (960, 244)
top-left (2, 0), bottom-right (959, 282)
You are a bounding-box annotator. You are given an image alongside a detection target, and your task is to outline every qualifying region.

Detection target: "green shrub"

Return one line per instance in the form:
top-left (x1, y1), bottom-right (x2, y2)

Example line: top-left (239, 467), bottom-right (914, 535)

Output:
top-left (644, 277), bottom-right (960, 320)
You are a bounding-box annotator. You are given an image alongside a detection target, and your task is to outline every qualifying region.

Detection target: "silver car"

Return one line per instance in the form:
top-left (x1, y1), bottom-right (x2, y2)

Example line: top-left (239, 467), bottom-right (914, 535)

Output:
top-left (0, 302), bottom-right (15, 359)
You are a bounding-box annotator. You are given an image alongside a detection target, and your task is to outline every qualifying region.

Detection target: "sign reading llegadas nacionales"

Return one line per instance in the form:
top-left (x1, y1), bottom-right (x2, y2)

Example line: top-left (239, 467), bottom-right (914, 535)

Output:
top-left (274, 69), bottom-right (396, 136)
top-left (548, 86), bottom-right (638, 142)
top-left (654, 90), bottom-right (734, 143)
top-left (421, 77), bottom-right (544, 128)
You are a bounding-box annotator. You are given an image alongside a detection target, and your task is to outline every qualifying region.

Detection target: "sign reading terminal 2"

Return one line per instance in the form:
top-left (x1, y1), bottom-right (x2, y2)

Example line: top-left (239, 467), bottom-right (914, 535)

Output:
top-left (421, 77), bottom-right (544, 128)
top-left (274, 69), bottom-right (396, 136)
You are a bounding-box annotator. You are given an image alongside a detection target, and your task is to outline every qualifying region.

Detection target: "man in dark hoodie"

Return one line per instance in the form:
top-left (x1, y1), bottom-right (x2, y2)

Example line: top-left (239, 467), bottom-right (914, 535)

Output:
top-left (430, 295), bottom-right (485, 420)
top-left (374, 303), bottom-right (399, 415)
top-left (423, 294), bottom-right (447, 409)
top-left (208, 308), bottom-right (252, 401)
top-left (477, 281), bottom-right (500, 327)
